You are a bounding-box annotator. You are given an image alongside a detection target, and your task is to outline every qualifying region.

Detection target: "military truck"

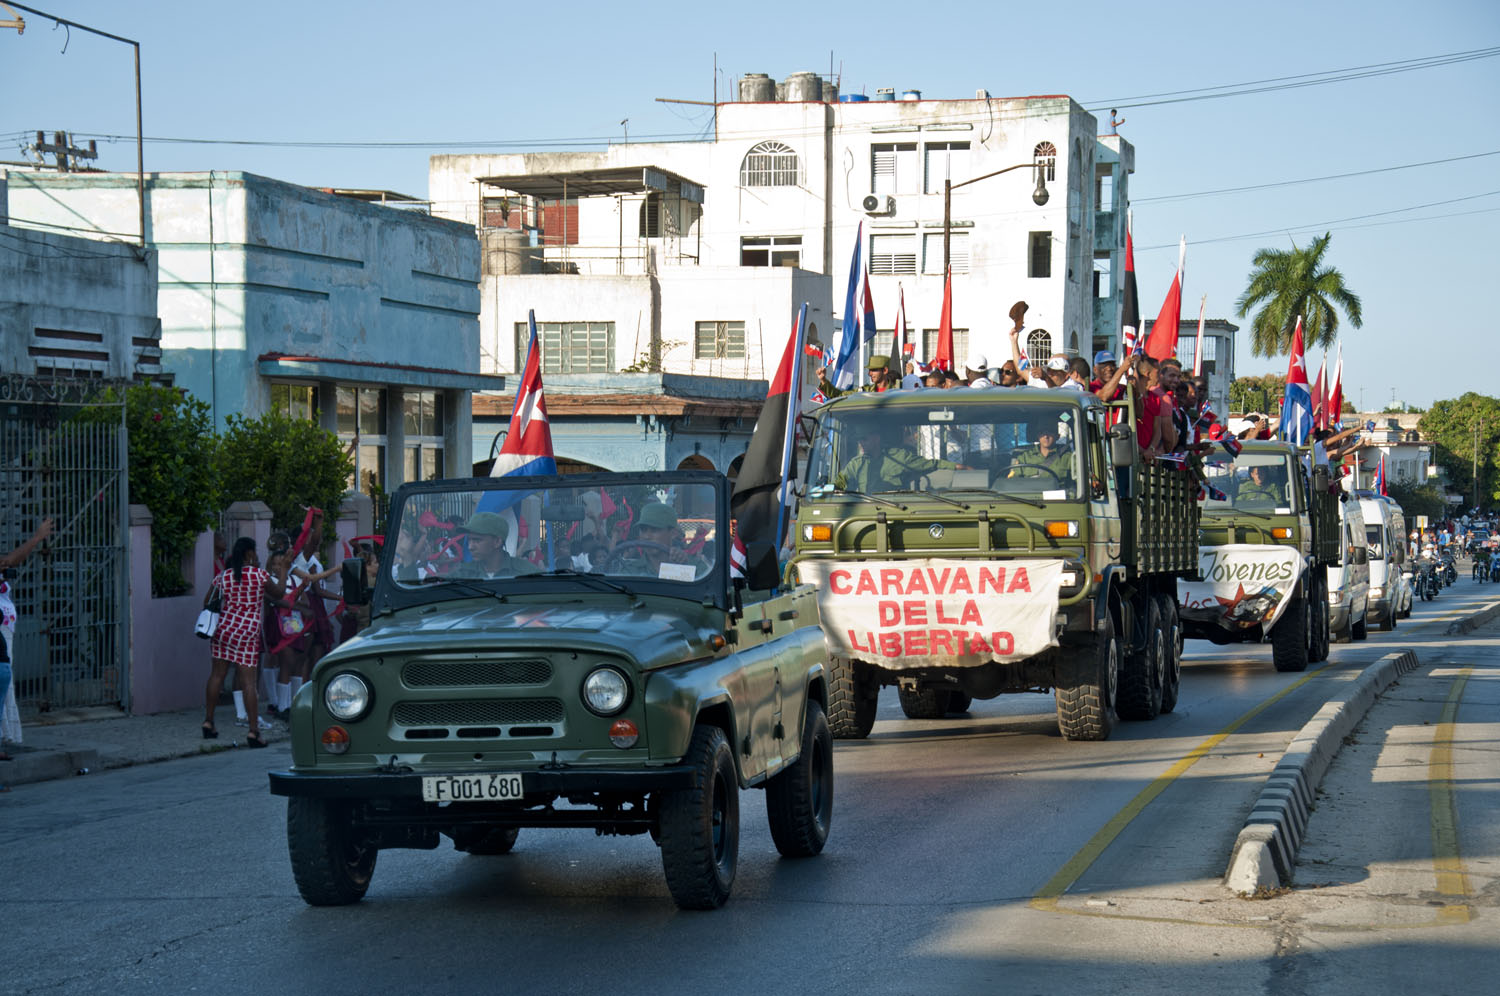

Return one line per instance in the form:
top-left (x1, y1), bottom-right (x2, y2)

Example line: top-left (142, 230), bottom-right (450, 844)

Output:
top-left (789, 386), bottom-right (1200, 742)
top-left (269, 470), bottom-right (832, 910)
top-left (1179, 440), bottom-right (1341, 671)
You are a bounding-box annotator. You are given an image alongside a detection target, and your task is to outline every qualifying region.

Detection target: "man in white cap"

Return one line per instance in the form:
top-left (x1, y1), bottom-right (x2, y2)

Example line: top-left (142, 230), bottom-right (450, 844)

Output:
top-left (965, 352), bottom-right (993, 387)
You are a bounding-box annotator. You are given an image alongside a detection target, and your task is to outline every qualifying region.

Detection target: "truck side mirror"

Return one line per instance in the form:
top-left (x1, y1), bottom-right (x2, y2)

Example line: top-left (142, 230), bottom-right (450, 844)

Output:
top-left (1313, 466), bottom-right (1330, 494)
top-left (1350, 546), bottom-right (1367, 565)
top-left (341, 556), bottom-right (370, 606)
top-left (1108, 423), bottom-right (1136, 468)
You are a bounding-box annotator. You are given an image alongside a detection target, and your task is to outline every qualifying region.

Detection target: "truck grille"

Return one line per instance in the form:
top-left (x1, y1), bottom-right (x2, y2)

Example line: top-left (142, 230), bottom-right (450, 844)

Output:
top-left (393, 699), bottom-right (565, 727)
top-left (402, 659), bottom-right (552, 688)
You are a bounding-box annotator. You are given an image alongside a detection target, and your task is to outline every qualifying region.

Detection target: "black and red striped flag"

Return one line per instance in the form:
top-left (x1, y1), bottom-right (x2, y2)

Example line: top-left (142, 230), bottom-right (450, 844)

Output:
top-left (730, 303), bottom-right (809, 559)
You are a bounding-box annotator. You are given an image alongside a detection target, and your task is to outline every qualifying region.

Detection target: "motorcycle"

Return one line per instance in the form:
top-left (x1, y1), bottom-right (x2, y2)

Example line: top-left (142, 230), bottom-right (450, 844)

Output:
top-left (1441, 555), bottom-right (1458, 587)
top-left (1418, 562), bottom-right (1440, 601)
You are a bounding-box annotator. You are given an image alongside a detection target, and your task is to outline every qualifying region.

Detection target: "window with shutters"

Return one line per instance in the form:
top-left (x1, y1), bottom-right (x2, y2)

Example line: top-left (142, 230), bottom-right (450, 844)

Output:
top-left (1028, 231), bottom-right (1052, 278)
top-left (638, 194), bottom-right (660, 238)
top-left (516, 321), bottom-right (615, 373)
top-left (923, 141), bottom-right (970, 194)
top-left (1026, 328), bottom-right (1053, 368)
top-left (740, 235), bottom-right (802, 267)
top-left (922, 231), bottom-right (969, 274)
top-left (1033, 142), bottom-right (1057, 182)
top-left (694, 321), bottom-right (746, 359)
top-left (740, 141), bottom-right (800, 187)
top-left (869, 233), bottom-right (917, 275)
top-left (870, 142), bottom-right (918, 195)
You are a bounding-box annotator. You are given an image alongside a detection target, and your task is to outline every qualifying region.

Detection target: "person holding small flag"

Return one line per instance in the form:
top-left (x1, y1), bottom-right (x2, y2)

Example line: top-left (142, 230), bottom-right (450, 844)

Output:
top-left (816, 354), bottom-right (896, 398)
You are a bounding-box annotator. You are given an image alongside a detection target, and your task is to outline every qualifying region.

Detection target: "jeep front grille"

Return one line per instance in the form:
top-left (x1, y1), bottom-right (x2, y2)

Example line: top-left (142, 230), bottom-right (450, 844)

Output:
top-left (402, 659), bottom-right (552, 688)
top-left (393, 699), bottom-right (565, 727)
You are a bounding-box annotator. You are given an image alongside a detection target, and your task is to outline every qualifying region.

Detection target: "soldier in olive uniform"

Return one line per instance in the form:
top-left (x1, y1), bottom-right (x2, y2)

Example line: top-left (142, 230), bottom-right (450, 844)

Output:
top-left (835, 427), bottom-right (958, 492)
top-left (1008, 422), bottom-right (1074, 486)
top-left (817, 354), bottom-right (897, 399)
top-left (609, 503), bottom-right (711, 579)
top-left (456, 512), bottom-right (540, 578)
top-left (1236, 465), bottom-right (1283, 507)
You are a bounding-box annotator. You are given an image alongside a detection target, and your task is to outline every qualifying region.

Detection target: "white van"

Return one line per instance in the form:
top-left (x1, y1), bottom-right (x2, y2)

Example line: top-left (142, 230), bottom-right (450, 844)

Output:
top-left (1327, 497), bottom-right (1370, 641)
top-left (1358, 495), bottom-right (1401, 630)
top-left (1381, 499), bottom-right (1412, 618)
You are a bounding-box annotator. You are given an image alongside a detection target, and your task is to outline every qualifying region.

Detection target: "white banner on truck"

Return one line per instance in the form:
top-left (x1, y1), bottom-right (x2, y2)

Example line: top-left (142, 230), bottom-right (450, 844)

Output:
top-left (1177, 544), bottom-right (1306, 632)
top-left (798, 559), bottom-right (1063, 668)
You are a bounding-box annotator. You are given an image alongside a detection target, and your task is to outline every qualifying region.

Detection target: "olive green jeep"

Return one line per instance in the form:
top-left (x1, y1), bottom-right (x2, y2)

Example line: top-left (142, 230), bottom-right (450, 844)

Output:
top-left (1181, 440), bottom-right (1341, 671)
top-left (269, 470), bottom-right (831, 910)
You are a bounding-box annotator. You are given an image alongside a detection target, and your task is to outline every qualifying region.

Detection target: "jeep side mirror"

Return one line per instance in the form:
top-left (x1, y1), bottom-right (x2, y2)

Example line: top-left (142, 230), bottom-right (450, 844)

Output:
top-left (1108, 423), bottom-right (1136, 468)
top-left (743, 540), bottom-right (781, 592)
top-left (341, 557), bottom-right (370, 606)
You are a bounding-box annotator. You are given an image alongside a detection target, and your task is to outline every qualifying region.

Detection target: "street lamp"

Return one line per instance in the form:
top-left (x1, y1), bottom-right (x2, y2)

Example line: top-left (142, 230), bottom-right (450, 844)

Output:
top-left (943, 162), bottom-right (1048, 279)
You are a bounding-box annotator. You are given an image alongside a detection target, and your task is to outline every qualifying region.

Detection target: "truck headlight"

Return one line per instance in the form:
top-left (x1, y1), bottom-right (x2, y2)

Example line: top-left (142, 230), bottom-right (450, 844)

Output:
top-left (324, 673), bottom-right (372, 721)
top-left (582, 667), bottom-right (631, 716)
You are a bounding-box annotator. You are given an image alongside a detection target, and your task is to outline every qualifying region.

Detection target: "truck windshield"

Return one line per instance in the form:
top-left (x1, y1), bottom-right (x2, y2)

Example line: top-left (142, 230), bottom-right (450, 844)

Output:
top-left (388, 480), bottom-right (718, 589)
top-left (1200, 452), bottom-right (1297, 512)
top-left (805, 401), bottom-right (1084, 500)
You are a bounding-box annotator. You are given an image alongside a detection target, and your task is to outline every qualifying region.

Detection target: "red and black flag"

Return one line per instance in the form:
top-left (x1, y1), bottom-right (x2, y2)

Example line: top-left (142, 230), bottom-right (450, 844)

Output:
top-left (1120, 219), bottom-right (1141, 355)
top-left (731, 303), bottom-right (809, 557)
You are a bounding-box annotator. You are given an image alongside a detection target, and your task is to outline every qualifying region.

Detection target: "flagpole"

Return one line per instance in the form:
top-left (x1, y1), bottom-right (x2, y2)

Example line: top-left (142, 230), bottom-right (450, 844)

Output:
top-left (1194, 294), bottom-right (1206, 376)
top-left (774, 302), bottom-right (810, 556)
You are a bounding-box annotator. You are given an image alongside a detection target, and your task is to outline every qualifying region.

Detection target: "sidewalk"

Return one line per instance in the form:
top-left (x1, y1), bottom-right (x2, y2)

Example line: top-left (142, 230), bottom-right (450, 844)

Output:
top-left (1, 701), bottom-right (290, 790)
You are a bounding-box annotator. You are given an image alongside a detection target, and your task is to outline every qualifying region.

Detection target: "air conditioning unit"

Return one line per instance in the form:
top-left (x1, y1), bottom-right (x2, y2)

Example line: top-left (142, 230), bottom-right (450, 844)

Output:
top-left (861, 193), bottom-right (895, 215)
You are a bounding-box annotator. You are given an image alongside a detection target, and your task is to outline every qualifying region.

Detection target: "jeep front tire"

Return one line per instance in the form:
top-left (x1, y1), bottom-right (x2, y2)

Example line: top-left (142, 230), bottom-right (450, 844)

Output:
top-left (286, 797), bottom-right (378, 906)
top-left (765, 700), bottom-right (833, 857)
top-left (658, 724), bottom-right (739, 910)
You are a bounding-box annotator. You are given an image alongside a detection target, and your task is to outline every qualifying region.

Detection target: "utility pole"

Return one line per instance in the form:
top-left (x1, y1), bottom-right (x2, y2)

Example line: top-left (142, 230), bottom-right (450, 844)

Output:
top-left (29, 130), bottom-right (98, 171)
top-left (943, 162), bottom-right (1049, 279)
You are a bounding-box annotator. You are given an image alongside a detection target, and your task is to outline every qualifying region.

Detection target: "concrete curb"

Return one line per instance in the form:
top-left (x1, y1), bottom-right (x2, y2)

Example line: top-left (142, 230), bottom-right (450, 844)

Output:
top-left (3, 748), bottom-right (100, 787)
top-left (1446, 598), bottom-right (1500, 636)
top-left (1223, 649), bottom-right (1420, 893)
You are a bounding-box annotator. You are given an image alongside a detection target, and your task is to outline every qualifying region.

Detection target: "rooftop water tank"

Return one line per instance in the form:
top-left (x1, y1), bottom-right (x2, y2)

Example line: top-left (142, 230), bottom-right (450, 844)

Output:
top-left (738, 73), bottom-right (776, 102)
top-left (901, 89), bottom-right (922, 101)
top-left (874, 88), bottom-right (896, 101)
top-left (821, 79), bottom-right (839, 102)
top-left (839, 93), bottom-right (870, 103)
top-left (785, 71), bottom-right (821, 102)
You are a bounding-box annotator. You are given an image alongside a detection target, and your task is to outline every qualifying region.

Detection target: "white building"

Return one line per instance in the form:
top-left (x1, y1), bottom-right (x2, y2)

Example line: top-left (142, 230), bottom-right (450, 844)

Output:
top-left (1142, 316), bottom-right (1239, 417)
top-left (430, 74), bottom-right (1134, 381)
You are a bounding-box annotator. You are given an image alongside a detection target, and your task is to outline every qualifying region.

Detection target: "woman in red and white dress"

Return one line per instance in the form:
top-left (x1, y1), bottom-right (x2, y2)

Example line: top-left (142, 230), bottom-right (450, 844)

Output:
top-left (202, 537), bottom-right (285, 747)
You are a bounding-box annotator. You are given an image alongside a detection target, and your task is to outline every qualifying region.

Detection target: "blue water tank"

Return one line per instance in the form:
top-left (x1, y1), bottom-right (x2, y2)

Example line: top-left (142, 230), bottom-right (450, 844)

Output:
top-left (839, 94), bottom-right (870, 103)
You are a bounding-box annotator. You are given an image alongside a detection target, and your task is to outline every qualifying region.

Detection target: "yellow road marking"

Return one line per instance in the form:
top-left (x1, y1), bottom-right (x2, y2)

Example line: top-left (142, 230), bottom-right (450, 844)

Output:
top-left (1029, 664), bottom-right (1330, 910)
top-left (1430, 668), bottom-right (1473, 924)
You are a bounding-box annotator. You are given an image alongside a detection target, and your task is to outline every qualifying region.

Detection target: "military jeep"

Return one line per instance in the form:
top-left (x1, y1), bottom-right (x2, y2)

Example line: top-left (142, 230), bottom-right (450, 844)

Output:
top-left (269, 470), bottom-right (831, 910)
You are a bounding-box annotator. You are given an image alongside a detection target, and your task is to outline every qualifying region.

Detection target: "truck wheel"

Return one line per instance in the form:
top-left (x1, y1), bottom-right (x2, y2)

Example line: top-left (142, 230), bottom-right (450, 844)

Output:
top-left (765, 700), bottom-right (833, 858)
top-left (658, 724), bottom-right (739, 910)
top-left (1055, 613), bottom-right (1118, 741)
top-left (1351, 609), bottom-right (1368, 641)
top-left (452, 827), bottom-right (520, 855)
top-left (827, 657), bottom-right (878, 739)
top-left (1379, 605), bottom-right (1396, 631)
top-left (898, 686), bottom-right (952, 719)
top-left (948, 692), bottom-right (973, 714)
top-left (286, 797), bottom-right (378, 906)
top-left (1155, 595), bottom-right (1182, 714)
top-left (1308, 576), bottom-right (1330, 663)
top-left (1272, 586), bottom-right (1311, 673)
top-left (1118, 601), bottom-right (1164, 721)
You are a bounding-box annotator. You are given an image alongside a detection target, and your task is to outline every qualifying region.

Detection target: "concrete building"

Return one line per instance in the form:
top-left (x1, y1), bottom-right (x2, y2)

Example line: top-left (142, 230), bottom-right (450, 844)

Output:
top-left (1142, 316), bottom-right (1239, 417)
top-left (1345, 412), bottom-right (1435, 493)
top-left (5, 170), bottom-right (501, 493)
top-left (430, 76), bottom-right (1134, 388)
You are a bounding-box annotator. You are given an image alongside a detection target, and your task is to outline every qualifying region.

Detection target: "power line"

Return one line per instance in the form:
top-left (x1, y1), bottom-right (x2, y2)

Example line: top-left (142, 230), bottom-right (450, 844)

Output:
top-left (1134, 150), bottom-right (1500, 204)
top-left (1084, 44), bottom-right (1500, 111)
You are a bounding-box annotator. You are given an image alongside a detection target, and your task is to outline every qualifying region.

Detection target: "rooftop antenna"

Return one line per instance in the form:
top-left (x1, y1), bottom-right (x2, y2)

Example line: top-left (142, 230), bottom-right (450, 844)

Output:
top-left (620, 118), bottom-right (628, 144)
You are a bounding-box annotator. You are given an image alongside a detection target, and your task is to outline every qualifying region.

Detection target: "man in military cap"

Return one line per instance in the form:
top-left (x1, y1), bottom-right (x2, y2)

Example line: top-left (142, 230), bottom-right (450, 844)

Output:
top-left (609, 502), bottom-right (711, 579)
top-left (456, 512), bottom-right (539, 578)
top-left (1008, 420), bottom-right (1074, 486)
top-left (1236, 464), bottom-right (1283, 507)
top-left (835, 426), bottom-right (961, 493)
top-left (816, 354), bottom-right (896, 399)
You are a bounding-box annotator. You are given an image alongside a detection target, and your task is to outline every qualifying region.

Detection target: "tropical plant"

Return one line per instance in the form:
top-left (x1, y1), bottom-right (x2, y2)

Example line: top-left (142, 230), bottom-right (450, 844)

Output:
top-left (80, 384), bottom-right (220, 596)
top-left (1235, 232), bottom-right (1363, 357)
top-left (216, 412), bottom-right (354, 532)
top-left (1419, 394), bottom-right (1500, 507)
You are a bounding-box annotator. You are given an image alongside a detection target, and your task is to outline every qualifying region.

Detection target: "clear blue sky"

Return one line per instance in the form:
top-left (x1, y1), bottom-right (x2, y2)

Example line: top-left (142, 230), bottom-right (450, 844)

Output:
top-left (4, 0), bottom-right (1497, 410)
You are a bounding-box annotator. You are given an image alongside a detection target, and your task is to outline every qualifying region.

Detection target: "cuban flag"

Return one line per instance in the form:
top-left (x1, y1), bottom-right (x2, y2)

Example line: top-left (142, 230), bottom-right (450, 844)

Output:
top-left (1278, 316), bottom-right (1314, 446)
top-left (829, 223), bottom-right (876, 390)
top-left (1375, 452), bottom-right (1387, 496)
top-left (491, 310), bottom-right (558, 479)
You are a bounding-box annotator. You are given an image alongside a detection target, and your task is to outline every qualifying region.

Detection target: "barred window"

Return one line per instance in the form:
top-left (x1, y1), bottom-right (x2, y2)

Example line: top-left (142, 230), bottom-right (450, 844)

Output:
top-left (1026, 328), bottom-right (1053, 368)
top-left (1033, 141), bottom-right (1057, 182)
top-left (694, 321), bottom-right (746, 359)
top-left (517, 321), bottom-right (615, 374)
top-left (740, 141), bottom-right (800, 187)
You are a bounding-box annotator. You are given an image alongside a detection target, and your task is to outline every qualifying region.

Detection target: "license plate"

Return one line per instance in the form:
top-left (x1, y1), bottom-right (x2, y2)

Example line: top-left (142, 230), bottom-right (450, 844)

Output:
top-left (421, 772), bottom-right (524, 803)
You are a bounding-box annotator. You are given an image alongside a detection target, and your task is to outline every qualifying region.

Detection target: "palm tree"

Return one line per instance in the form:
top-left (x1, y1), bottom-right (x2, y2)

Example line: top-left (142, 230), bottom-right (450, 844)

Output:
top-left (1235, 232), bottom-right (1363, 356)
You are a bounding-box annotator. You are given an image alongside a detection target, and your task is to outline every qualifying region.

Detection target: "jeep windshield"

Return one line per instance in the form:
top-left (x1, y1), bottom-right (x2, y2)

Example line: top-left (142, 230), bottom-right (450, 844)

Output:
top-left (805, 399), bottom-right (1085, 500)
top-left (383, 473), bottom-right (721, 600)
top-left (1200, 451), bottom-right (1299, 513)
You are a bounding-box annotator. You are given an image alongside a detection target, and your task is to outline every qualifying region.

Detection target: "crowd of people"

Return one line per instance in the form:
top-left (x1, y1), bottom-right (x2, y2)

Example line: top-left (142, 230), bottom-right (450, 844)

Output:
top-left (202, 508), bottom-right (376, 747)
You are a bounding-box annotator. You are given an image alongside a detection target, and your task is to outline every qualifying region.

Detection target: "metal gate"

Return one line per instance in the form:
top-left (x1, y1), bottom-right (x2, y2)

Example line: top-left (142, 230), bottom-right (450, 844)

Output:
top-left (0, 376), bottom-right (130, 713)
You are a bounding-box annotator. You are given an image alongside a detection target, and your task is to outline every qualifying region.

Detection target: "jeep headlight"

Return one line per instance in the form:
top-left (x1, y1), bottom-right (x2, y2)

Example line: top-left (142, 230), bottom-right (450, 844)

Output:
top-left (582, 666), bottom-right (631, 716)
top-left (324, 673), bottom-right (371, 721)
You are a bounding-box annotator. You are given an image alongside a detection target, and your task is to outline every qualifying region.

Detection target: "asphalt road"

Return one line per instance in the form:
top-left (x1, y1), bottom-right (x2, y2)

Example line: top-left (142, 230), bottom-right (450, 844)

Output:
top-left (4, 573), bottom-right (1496, 995)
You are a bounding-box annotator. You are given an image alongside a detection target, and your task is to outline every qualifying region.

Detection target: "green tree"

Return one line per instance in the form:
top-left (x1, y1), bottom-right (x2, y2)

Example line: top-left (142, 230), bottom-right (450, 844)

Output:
top-left (81, 384), bottom-right (220, 596)
top-left (1229, 374), bottom-right (1285, 415)
top-left (1235, 232), bottom-right (1363, 357)
top-left (1418, 394), bottom-right (1500, 509)
top-left (216, 412), bottom-right (354, 532)
top-left (1385, 479), bottom-right (1446, 521)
